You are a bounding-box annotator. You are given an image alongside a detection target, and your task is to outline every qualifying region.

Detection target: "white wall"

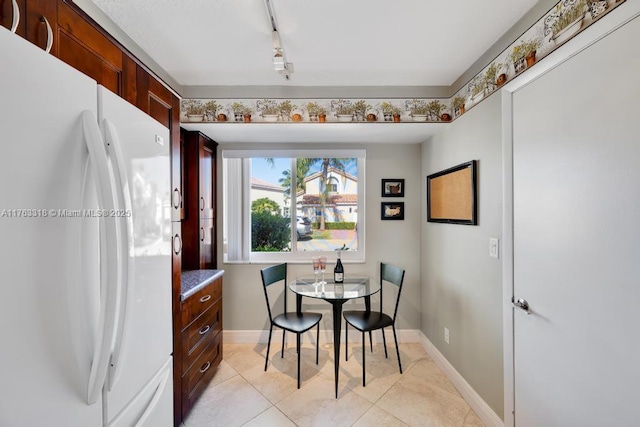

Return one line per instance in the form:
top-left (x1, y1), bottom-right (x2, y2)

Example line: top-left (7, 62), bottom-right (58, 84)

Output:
top-left (421, 93), bottom-right (504, 418)
top-left (219, 143), bottom-right (423, 336)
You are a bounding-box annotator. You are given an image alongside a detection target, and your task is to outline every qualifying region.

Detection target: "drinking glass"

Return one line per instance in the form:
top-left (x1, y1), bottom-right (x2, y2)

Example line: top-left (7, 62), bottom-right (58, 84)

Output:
top-left (312, 257), bottom-right (321, 286)
top-left (319, 256), bottom-right (327, 285)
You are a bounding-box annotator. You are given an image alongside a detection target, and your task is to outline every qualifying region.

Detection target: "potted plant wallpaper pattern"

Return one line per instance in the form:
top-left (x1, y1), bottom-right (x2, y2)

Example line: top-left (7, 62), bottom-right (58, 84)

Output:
top-left (180, 0), bottom-right (626, 124)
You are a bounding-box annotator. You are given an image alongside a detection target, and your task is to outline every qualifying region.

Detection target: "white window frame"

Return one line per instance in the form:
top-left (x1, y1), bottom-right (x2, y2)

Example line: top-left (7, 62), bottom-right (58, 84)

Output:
top-left (223, 149), bottom-right (366, 263)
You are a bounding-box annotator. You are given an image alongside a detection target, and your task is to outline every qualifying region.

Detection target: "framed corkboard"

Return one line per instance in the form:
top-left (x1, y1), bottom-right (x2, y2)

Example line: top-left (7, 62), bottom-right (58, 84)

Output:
top-left (427, 160), bottom-right (477, 225)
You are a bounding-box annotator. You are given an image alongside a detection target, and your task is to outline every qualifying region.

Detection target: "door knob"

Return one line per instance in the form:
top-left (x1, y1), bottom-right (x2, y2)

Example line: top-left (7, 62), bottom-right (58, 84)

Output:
top-left (512, 297), bottom-right (530, 314)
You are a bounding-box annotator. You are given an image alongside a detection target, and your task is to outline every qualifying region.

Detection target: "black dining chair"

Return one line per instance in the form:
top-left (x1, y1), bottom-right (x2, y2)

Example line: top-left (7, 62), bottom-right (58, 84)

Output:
top-left (260, 263), bottom-right (322, 389)
top-left (343, 262), bottom-right (405, 387)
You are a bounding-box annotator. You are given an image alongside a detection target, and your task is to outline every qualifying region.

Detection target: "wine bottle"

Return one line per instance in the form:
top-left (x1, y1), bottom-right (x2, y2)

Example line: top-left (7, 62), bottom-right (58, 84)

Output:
top-left (334, 249), bottom-right (344, 283)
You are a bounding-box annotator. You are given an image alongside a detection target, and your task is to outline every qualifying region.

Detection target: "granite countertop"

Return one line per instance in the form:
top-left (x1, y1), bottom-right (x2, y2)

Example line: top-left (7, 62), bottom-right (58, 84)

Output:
top-left (181, 269), bottom-right (224, 301)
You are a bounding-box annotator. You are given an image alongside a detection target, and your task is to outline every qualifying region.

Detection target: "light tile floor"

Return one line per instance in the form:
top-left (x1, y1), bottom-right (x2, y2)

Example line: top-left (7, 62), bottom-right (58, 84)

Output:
top-left (182, 340), bottom-right (484, 427)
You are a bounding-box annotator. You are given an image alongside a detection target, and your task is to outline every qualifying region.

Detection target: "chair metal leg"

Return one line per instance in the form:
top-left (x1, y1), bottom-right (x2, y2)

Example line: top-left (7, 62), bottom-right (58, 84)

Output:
top-left (345, 321), bottom-right (349, 361)
top-left (362, 331), bottom-right (366, 387)
top-left (381, 328), bottom-right (388, 358)
top-left (265, 325), bottom-right (273, 371)
top-left (296, 333), bottom-right (301, 389)
top-left (369, 331), bottom-right (373, 352)
top-left (392, 324), bottom-right (402, 374)
top-left (316, 323), bottom-right (320, 365)
top-left (281, 329), bottom-right (286, 358)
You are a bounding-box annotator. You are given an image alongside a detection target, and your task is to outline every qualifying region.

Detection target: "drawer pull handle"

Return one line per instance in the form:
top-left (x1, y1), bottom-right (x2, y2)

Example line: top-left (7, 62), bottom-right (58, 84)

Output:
top-left (173, 233), bottom-right (182, 255)
top-left (200, 197), bottom-right (205, 211)
top-left (199, 361), bottom-right (211, 373)
top-left (200, 227), bottom-right (204, 241)
top-left (173, 188), bottom-right (182, 209)
top-left (199, 294), bottom-right (211, 303)
top-left (199, 325), bottom-right (210, 335)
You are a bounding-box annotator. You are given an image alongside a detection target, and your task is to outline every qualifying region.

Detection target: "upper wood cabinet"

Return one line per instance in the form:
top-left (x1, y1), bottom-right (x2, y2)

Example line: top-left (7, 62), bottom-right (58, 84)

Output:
top-left (200, 143), bottom-right (214, 219)
top-left (57, 0), bottom-right (132, 97)
top-left (1, 0), bottom-right (57, 53)
top-left (182, 130), bottom-right (217, 271)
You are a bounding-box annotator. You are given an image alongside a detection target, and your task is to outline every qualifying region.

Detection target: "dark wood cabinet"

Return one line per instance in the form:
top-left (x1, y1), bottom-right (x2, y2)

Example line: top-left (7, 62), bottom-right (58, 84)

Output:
top-left (2, 0), bottom-right (56, 53)
top-left (200, 143), bottom-right (214, 218)
top-left (182, 130), bottom-right (217, 270)
top-left (171, 222), bottom-right (183, 427)
top-left (1, 0), bottom-right (25, 36)
top-left (172, 98), bottom-right (185, 222)
top-left (178, 275), bottom-right (223, 421)
top-left (57, 0), bottom-right (129, 96)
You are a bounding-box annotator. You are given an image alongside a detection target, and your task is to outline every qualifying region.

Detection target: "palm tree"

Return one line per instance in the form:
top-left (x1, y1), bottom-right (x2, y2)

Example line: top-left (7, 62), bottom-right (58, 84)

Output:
top-left (316, 158), bottom-right (351, 231)
top-left (279, 158), bottom-right (311, 204)
top-left (269, 157), bottom-right (354, 232)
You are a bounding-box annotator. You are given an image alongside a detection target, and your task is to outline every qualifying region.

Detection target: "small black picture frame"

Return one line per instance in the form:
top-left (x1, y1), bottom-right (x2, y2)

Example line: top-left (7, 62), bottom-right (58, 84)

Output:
top-left (381, 202), bottom-right (404, 220)
top-left (382, 179), bottom-right (405, 197)
top-left (426, 160), bottom-right (477, 225)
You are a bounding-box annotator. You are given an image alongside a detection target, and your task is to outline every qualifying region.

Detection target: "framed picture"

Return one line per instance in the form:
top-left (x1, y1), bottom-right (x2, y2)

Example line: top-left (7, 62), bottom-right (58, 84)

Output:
top-left (381, 179), bottom-right (405, 197)
top-left (381, 202), bottom-right (404, 220)
top-left (426, 160), bottom-right (477, 225)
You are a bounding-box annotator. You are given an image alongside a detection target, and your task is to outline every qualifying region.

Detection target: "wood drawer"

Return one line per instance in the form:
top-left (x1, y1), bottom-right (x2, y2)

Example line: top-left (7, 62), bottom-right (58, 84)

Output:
top-left (181, 298), bottom-right (222, 373)
top-left (181, 276), bottom-right (222, 327)
top-left (182, 330), bottom-right (222, 410)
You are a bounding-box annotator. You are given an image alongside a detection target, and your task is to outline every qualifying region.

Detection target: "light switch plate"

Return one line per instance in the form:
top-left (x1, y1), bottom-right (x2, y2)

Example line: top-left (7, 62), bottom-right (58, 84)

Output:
top-left (489, 238), bottom-right (499, 259)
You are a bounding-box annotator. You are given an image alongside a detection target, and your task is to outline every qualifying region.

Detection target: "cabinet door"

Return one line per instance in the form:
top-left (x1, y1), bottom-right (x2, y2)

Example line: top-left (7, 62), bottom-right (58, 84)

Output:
top-left (1, 0), bottom-right (56, 53)
top-left (136, 64), bottom-right (173, 127)
top-left (172, 99), bottom-right (185, 221)
top-left (1, 0), bottom-right (25, 36)
top-left (171, 221), bottom-right (183, 427)
top-left (200, 218), bottom-right (214, 269)
top-left (25, 0), bottom-right (56, 54)
top-left (56, 0), bottom-right (123, 95)
top-left (199, 141), bottom-right (214, 219)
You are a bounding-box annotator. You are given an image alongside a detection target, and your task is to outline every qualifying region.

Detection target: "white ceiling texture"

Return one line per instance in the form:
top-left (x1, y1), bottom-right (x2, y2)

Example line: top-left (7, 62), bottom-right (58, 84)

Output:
top-left (90, 0), bottom-right (540, 88)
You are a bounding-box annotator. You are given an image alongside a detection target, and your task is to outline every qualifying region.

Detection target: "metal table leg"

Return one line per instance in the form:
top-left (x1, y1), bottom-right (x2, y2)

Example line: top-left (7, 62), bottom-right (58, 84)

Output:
top-left (328, 298), bottom-right (347, 398)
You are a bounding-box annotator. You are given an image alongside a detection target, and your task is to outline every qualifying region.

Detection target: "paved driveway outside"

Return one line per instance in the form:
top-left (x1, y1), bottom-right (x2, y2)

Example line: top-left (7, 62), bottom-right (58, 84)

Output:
top-left (298, 229), bottom-right (358, 252)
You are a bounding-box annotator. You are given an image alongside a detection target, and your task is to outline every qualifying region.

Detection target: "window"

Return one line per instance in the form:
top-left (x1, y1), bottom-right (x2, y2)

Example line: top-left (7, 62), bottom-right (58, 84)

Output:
top-left (223, 149), bottom-right (365, 262)
top-left (327, 177), bottom-right (339, 193)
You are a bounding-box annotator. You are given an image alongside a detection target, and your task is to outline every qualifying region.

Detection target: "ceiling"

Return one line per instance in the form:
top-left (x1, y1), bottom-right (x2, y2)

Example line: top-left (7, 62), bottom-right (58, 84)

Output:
top-left (89, 0), bottom-right (540, 88)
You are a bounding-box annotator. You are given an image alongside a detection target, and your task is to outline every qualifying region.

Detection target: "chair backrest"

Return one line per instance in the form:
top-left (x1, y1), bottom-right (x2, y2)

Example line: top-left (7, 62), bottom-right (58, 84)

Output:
top-left (379, 262), bottom-right (405, 321)
top-left (260, 263), bottom-right (288, 322)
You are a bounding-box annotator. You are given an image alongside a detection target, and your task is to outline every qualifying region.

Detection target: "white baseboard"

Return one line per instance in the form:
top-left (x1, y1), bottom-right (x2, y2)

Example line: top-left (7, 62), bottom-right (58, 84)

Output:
top-left (224, 328), bottom-right (421, 344)
top-left (419, 332), bottom-right (503, 427)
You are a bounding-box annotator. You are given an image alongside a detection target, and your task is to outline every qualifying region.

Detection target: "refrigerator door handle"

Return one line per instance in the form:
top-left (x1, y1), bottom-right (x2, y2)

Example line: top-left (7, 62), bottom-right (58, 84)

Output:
top-left (10, 0), bottom-right (20, 33)
top-left (102, 118), bottom-right (135, 391)
top-left (81, 111), bottom-right (121, 405)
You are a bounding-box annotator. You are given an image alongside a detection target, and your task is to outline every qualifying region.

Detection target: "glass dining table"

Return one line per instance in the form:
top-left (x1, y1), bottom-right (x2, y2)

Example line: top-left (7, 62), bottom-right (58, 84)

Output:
top-left (289, 275), bottom-right (381, 398)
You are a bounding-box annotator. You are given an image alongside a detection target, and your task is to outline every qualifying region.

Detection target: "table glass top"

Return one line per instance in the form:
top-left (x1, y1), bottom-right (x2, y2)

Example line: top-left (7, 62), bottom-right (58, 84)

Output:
top-left (289, 276), bottom-right (380, 300)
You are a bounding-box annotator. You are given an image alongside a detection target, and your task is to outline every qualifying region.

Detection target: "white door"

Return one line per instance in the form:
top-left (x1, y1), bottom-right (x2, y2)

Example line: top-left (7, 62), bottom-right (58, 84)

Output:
top-left (98, 87), bottom-right (173, 425)
top-left (0, 28), bottom-right (104, 426)
top-left (512, 16), bottom-right (640, 425)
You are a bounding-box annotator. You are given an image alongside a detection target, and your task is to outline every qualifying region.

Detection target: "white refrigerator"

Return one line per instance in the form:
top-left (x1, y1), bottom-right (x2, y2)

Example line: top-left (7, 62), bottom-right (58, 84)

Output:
top-left (0, 27), bottom-right (173, 427)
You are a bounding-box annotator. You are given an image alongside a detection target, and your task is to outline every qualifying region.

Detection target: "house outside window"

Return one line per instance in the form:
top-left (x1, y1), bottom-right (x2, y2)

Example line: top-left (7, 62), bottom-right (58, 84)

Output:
top-left (222, 149), bottom-right (365, 263)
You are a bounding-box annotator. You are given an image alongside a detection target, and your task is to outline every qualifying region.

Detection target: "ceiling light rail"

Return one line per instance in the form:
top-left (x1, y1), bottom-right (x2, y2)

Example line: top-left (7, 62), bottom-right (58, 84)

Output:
top-left (264, 0), bottom-right (293, 80)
